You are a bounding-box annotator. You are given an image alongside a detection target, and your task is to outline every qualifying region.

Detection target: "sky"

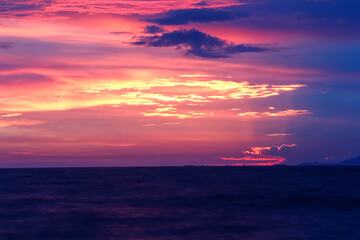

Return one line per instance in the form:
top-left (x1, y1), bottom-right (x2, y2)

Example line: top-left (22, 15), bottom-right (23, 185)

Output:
top-left (0, 0), bottom-right (359, 167)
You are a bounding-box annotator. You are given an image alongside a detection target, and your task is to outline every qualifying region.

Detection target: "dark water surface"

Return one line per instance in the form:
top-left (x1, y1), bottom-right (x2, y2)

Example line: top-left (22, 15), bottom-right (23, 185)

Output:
top-left (1, 166), bottom-right (360, 240)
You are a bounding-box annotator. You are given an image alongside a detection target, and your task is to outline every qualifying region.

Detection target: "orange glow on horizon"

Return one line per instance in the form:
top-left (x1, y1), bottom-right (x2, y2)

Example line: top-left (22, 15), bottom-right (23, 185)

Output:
top-left (220, 144), bottom-right (297, 166)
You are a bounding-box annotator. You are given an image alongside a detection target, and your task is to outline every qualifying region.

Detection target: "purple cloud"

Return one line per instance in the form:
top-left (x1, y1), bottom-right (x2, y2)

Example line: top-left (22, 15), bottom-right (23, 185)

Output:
top-left (0, 42), bottom-right (14, 49)
top-left (133, 28), bottom-right (266, 58)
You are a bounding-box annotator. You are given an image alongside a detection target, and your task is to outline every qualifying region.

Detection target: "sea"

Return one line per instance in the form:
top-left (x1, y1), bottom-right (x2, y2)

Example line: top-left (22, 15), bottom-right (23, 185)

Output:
top-left (0, 166), bottom-right (360, 240)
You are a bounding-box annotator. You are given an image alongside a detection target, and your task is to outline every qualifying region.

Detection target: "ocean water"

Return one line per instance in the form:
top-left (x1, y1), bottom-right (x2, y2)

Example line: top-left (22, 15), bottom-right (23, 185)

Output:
top-left (0, 166), bottom-right (360, 240)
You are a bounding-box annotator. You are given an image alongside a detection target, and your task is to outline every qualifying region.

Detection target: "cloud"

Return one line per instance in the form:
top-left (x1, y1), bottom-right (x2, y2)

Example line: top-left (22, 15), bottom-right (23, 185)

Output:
top-left (0, 113), bottom-right (22, 118)
top-left (220, 144), bottom-right (297, 166)
top-left (0, 73), bottom-right (53, 85)
top-left (263, 144), bottom-right (297, 156)
top-left (0, 3), bottom-right (44, 12)
top-left (0, 0), bottom-right (242, 18)
top-left (266, 133), bottom-right (291, 137)
top-left (0, 1), bottom-right (48, 17)
top-left (263, 110), bottom-right (311, 117)
top-left (1, 73), bottom-right (305, 113)
top-left (140, 105), bottom-right (207, 119)
top-left (0, 120), bottom-right (43, 128)
top-left (133, 28), bottom-right (266, 58)
top-left (146, 8), bottom-right (249, 25)
top-left (0, 42), bottom-right (14, 49)
top-left (238, 110), bottom-right (311, 118)
top-left (144, 25), bottom-right (164, 34)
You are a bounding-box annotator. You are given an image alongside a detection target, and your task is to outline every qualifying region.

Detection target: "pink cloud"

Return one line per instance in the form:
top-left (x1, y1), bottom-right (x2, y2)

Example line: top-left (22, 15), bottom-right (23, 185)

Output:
top-left (220, 144), bottom-right (297, 166)
top-left (0, 0), bottom-right (242, 18)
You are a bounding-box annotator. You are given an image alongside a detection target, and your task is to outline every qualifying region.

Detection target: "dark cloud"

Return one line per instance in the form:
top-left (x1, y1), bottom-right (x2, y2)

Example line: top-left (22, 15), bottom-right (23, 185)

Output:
top-left (133, 29), bottom-right (266, 58)
top-left (0, 3), bottom-right (45, 13)
top-left (0, 0), bottom-right (52, 17)
top-left (0, 42), bottom-right (14, 49)
top-left (143, 25), bottom-right (164, 34)
top-left (264, 144), bottom-right (298, 156)
top-left (146, 8), bottom-right (249, 25)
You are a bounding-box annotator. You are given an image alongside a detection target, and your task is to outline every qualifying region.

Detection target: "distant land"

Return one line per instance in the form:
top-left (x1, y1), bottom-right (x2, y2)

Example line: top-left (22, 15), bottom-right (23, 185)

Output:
top-left (299, 156), bottom-right (360, 166)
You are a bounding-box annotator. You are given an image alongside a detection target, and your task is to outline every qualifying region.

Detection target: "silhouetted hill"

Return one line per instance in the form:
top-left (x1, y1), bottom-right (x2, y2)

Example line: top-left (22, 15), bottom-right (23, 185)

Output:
top-left (299, 162), bottom-right (322, 166)
top-left (299, 156), bottom-right (360, 166)
top-left (338, 156), bottom-right (360, 166)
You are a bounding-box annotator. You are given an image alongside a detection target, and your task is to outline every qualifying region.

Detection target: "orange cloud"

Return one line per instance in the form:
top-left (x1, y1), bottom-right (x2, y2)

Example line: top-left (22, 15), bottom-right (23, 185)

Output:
top-left (266, 133), bottom-right (292, 137)
top-left (263, 110), bottom-right (311, 117)
top-left (0, 113), bottom-right (22, 118)
top-left (238, 110), bottom-right (311, 118)
top-left (0, 120), bottom-right (43, 128)
top-left (141, 105), bottom-right (207, 119)
top-left (0, 73), bottom-right (307, 120)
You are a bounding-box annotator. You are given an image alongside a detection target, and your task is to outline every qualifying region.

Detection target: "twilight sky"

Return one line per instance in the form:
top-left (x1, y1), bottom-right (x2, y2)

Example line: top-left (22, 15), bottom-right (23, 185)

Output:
top-left (0, 0), bottom-right (359, 167)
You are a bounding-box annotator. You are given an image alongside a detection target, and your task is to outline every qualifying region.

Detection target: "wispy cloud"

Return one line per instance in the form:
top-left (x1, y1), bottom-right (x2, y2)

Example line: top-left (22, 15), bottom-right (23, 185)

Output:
top-left (0, 120), bottom-right (43, 128)
top-left (140, 105), bottom-right (207, 119)
top-left (238, 110), bottom-right (311, 118)
top-left (266, 133), bottom-right (292, 137)
top-left (0, 113), bottom-right (22, 118)
top-left (1, 74), bottom-right (306, 115)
